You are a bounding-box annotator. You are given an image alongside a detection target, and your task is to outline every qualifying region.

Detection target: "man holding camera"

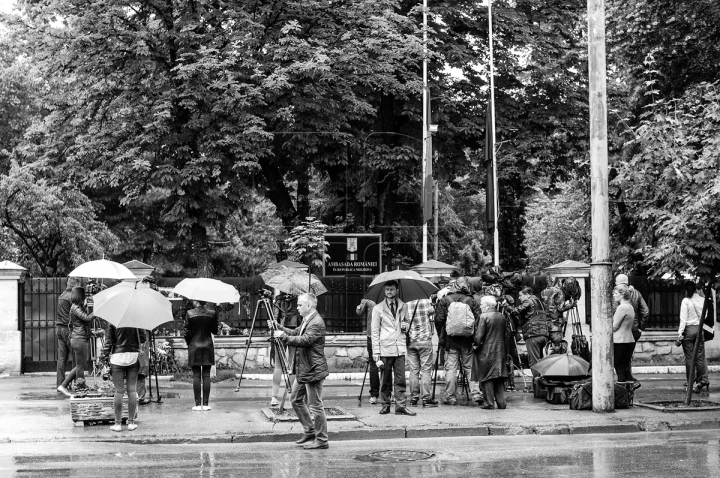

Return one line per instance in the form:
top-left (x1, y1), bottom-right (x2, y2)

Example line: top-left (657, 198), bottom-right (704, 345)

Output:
top-left (272, 293), bottom-right (329, 449)
top-left (371, 280), bottom-right (416, 416)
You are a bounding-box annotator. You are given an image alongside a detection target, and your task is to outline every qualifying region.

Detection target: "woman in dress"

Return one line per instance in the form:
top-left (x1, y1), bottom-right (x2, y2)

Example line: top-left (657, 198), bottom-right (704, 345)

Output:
top-left (676, 281), bottom-right (710, 392)
top-left (183, 300), bottom-right (219, 410)
top-left (57, 287), bottom-right (95, 396)
top-left (101, 324), bottom-right (145, 432)
top-left (612, 284), bottom-right (635, 382)
top-left (472, 295), bottom-right (508, 410)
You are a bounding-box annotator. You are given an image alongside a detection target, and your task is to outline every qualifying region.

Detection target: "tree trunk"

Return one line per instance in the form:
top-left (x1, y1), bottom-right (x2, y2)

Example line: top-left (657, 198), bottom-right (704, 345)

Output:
top-left (297, 169), bottom-right (310, 220)
top-left (259, 159), bottom-right (298, 227)
top-left (191, 223), bottom-right (213, 277)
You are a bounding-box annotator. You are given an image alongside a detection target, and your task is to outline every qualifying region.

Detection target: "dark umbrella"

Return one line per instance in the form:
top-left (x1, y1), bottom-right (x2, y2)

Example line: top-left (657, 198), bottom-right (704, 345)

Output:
top-left (531, 354), bottom-right (590, 379)
top-left (364, 270), bottom-right (439, 303)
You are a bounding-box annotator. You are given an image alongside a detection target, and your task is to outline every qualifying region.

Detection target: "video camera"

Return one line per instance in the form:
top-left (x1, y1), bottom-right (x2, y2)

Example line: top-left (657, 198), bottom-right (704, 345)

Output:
top-left (85, 279), bottom-right (106, 296)
top-left (258, 288), bottom-right (274, 299)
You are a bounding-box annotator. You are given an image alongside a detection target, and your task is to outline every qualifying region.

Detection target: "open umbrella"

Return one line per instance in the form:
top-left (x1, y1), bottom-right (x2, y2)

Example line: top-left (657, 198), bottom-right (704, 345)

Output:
top-left (531, 354), bottom-right (590, 379)
top-left (173, 278), bottom-right (240, 304)
top-left (272, 259), bottom-right (309, 270)
top-left (92, 282), bottom-right (173, 330)
top-left (260, 266), bottom-right (328, 296)
top-left (364, 270), bottom-right (439, 303)
top-left (69, 259), bottom-right (137, 281)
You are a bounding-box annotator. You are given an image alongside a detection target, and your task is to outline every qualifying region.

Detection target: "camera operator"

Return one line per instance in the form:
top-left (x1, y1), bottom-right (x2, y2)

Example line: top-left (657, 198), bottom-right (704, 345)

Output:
top-left (511, 287), bottom-right (549, 380)
top-left (541, 276), bottom-right (575, 354)
top-left (268, 289), bottom-right (299, 407)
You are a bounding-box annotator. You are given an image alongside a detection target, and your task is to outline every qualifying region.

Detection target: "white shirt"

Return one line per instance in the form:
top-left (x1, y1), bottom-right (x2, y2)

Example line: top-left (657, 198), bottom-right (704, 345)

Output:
top-left (678, 293), bottom-right (705, 337)
top-left (110, 352), bottom-right (139, 366)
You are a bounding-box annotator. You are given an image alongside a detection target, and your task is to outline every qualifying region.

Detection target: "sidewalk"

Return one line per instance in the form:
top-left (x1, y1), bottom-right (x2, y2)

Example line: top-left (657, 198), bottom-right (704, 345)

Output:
top-left (1, 373), bottom-right (719, 444)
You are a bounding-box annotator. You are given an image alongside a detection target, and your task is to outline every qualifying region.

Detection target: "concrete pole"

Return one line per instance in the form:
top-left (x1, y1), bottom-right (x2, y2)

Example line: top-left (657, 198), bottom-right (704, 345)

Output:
top-left (434, 179), bottom-right (439, 259)
top-left (588, 0), bottom-right (614, 412)
top-left (488, 0), bottom-right (500, 267)
top-left (421, 0), bottom-right (428, 263)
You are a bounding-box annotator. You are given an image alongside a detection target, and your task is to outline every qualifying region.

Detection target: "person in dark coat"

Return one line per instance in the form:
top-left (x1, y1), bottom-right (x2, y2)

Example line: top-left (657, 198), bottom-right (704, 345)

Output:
top-left (511, 287), bottom-right (549, 379)
top-left (57, 287), bottom-right (95, 396)
top-left (183, 300), bottom-right (218, 411)
top-left (472, 295), bottom-right (508, 410)
top-left (273, 293), bottom-right (330, 450)
top-left (56, 277), bottom-right (80, 388)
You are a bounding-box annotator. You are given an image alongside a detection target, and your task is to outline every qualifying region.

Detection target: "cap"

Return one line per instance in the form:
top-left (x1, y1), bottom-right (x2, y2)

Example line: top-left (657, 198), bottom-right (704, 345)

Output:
top-left (615, 274), bottom-right (629, 286)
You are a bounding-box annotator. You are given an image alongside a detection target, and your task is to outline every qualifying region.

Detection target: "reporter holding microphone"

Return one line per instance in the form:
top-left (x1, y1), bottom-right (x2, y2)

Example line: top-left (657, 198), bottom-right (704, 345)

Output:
top-left (270, 293), bottom-right (329, 450)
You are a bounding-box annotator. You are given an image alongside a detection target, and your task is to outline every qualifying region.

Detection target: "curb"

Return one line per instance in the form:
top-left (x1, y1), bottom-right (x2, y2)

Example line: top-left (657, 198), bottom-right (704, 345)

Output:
top-left (5, 419), bottom-right (720, 445)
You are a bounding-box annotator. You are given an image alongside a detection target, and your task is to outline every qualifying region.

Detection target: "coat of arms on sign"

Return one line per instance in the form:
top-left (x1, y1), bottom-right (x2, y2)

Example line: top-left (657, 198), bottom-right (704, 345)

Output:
top-left (346, 238), bottom-right (358, 261)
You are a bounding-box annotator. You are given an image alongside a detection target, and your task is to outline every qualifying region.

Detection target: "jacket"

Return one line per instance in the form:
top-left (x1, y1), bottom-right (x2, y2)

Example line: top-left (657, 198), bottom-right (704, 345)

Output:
top-left (471, 311), bottom-right (508, 382)
top-left (435, 292), bottom-right (481, 350)
top-left (613, 302), bottom-right (635, 343)
top-left (56, 288), bottom-right (73, 326)
top-left (371, 299), bottom-right (408, 357)
top-left (183, 306), bottom-right (218, 367)
top-left (281, 311), bottom-right (329, 384)
top-left (541, 286), bottom-right (573, 329)
top-left (102, 325), bottom-right (146, 356)
top-left (613, 287), bottom-right (649, 332)
top-left (514, 294), bottom-right (548, 338)
top-left (356, 299), bottom-right (377, 336)
top-left (69, 304), bottom-right (95, 340)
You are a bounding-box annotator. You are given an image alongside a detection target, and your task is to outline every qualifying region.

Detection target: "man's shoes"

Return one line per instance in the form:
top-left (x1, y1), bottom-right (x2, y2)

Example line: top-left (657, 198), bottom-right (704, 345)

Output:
top-left (369, 397), bottom-right (378, 405)
top-left (410, 399), bottom-right (418, 406)
top-left (303, 441), bottom-right (329, 450)
top-left (632, 381), bottom-right (642, 390)
top-left (379, 406), bottom-right (391, 414)
top-left (480, 404), bottom-right (495, 410)
top-left (202, 405), bottom-right (212, 411)
top-left (422, 398), bottom-right (439, 407)
top-left (269, 397), bottom-right (280, 407)
top-left (295, 433), bottom-right (316, 445)
top-left (442, 398), bottom-right (457, 406)
top-left (192, 405), bottom-right (203, 411)
top-left (138, 398), bottom-right (152, 405)
top-left (57, 385), bottom-right (71, 397)
top-left (395, 407), bottom-right (417, 416)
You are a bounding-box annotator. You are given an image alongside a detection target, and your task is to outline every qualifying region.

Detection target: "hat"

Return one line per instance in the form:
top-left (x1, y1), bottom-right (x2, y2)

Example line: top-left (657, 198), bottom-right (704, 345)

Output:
top-left (615, 274), bottom-right (629, 286)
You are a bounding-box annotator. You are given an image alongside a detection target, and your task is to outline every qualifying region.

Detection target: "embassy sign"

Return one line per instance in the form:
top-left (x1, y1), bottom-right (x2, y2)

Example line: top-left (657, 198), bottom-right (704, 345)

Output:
top-left (324, 234), bottom-right (382, 276)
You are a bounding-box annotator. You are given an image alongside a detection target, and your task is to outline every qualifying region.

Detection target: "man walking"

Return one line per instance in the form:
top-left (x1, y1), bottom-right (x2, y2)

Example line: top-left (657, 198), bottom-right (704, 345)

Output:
top-left (405, 298), bottom-right (438, 407)
top-left (56, 277), bottom-right (80, 389)
top-left (614, 274), bottom-right (649, 384)
top-left (273, 293), bottom-right (329, 449)
top-left (512, 287), bottom-right (549, 380)
top-left (435, 276), bottom-right (483, 405)
top-left (356, 297), bottom-right (379, 404)
top-left (371, 280), bottom-right (416, 416)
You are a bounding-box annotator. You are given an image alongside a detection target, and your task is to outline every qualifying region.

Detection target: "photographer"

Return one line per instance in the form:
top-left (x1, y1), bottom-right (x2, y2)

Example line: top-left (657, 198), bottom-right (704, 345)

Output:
top-left (512, 287), bottom-right (548, 379)
top-left (541, 276), bottom-right (575, 354)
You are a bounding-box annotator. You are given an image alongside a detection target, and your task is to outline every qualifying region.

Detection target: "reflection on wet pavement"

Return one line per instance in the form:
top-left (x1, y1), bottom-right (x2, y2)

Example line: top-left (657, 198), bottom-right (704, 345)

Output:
top-left (3, 430), bottom-right (719, 477)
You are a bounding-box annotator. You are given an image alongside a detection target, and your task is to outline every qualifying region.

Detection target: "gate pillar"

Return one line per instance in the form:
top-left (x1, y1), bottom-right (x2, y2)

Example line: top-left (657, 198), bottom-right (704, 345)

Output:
top-left (0, 261), bottom-right (27, 376)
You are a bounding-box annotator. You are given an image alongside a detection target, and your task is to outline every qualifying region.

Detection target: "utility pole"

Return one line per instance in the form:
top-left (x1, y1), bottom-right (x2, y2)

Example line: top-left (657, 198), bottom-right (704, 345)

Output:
top-left (434, 179), bottom-right (439, 259)
top-left (588, 0), bottom-right (614, 412)
top-left (421, 0), bottom-right (429, 263)
top-left (488, 1), bottom-right (499, 267)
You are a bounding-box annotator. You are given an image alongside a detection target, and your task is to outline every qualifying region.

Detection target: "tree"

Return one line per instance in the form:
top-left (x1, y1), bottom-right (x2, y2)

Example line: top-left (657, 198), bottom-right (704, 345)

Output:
top-left (523, 179), bottom-right (591, 274)
top-left (0, 163), bottom-right (118, 276)
top-left (285, 217), bottom-right (330, 276)
top-left (613, 82), bottom-right (720, 279)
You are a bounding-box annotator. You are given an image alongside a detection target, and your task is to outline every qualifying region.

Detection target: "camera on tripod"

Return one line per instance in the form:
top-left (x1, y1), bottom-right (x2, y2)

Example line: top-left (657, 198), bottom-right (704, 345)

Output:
top-left (258, 288), bottom-right (273, 299)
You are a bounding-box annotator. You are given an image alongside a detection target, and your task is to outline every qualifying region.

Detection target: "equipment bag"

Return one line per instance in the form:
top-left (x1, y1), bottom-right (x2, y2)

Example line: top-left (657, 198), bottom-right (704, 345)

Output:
top-left (445, 298), bottom-right (475, 337)
top-left (569, 382), bottom-right (593, 410)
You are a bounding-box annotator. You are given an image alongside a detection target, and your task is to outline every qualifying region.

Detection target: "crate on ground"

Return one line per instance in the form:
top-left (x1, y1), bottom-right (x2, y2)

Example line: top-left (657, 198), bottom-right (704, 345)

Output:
top-left (70, 393), bottom-right (128, 424)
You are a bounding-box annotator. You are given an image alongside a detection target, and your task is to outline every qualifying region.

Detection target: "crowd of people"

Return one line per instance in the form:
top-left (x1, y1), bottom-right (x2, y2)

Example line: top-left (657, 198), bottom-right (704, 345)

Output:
top-left (52, 270), bottom-right (713, 448)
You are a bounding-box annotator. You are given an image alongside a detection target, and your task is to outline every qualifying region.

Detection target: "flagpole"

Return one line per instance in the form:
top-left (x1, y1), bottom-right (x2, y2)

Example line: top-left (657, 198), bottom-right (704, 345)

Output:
top-left (422, 0), bottom-right (429, 263)
top-left (488, 0), bottom-right (499, 267)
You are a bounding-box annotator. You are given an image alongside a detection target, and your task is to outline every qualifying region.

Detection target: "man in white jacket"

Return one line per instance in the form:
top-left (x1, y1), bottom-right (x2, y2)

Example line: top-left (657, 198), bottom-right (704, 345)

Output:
top-left (371, 280), bottom-right (416, 416)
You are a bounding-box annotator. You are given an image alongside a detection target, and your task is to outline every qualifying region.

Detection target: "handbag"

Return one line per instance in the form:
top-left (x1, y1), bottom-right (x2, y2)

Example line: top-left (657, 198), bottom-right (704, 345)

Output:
top-left (405, 302), bottom-right (420, 347)
top-left (689, 300), bottom-right (714, 342)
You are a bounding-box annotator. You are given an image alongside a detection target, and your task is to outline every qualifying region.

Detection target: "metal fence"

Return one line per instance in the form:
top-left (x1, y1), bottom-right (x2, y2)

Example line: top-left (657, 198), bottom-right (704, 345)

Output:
top-left (21, 275), bottom-right (688, 371)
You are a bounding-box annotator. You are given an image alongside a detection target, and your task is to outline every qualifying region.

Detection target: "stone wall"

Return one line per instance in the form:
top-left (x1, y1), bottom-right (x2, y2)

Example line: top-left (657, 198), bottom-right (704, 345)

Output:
top-left (168, 335), bottom-right (369, 371)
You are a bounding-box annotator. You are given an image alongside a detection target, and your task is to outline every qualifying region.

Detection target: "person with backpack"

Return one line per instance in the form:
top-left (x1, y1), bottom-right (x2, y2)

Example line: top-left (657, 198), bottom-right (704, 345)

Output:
top-left (434, 276), bottom-right (483, 405)
top-left (541, 276), bottom-right (575, 354)
top-left (512, 287), bottom-right (549, 380)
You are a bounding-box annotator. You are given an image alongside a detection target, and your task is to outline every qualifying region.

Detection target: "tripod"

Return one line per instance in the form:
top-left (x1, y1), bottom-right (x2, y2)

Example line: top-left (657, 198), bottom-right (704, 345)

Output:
top-left (235, 298), bottom-right (292, 407)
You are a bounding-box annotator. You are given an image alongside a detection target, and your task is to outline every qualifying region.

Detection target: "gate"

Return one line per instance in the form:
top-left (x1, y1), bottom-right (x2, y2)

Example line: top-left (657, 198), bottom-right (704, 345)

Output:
top-left (22, 277), bottom-right (64, 372)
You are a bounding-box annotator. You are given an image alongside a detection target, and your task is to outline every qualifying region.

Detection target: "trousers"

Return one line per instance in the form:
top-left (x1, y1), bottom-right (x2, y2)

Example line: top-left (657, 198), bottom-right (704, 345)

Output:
top-left (291, 379), bottom-right (328, 443)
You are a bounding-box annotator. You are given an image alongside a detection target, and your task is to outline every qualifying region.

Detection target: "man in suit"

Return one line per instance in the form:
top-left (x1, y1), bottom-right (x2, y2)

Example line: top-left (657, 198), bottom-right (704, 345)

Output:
top-left (371, 280), bottom-right (416, 416)
top-left (273, 293), bottom-right (330, 449)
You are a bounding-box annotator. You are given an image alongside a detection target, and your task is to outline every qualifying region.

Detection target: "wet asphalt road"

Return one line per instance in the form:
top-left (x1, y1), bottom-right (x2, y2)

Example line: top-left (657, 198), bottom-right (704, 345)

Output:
top-left (1, 430), bottom-right (718, 477)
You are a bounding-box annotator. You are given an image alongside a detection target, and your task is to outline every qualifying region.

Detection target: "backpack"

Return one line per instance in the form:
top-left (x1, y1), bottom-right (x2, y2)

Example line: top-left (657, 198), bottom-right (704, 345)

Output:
top-left (445, 297), bottom-right (475, 337)
top-left (568, 381), bottom-right (630, 410)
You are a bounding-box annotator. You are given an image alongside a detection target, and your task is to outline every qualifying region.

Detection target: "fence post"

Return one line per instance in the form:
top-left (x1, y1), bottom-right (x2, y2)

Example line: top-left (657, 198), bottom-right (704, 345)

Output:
top-left (0, 261), bottom-right (27, 376)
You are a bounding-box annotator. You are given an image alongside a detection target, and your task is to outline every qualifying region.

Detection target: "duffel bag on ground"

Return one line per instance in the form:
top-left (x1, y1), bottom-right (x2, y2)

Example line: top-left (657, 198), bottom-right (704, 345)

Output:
top-left (569, 381), bottom-right (629, 410)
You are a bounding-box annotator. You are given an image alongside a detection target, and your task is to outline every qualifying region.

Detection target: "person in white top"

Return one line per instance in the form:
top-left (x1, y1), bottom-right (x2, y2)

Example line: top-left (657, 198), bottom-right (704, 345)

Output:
top-left (675, 281), bottom-right (710, 392)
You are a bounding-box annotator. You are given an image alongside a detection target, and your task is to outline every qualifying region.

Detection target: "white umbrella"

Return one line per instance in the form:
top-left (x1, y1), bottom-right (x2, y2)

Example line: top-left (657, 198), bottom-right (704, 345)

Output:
top-left (92, 282), bottom-right (173, 330)
top-left (69, 259), bottom-right (137, 281)
top-left (173, 278), bottom-right (240, 304)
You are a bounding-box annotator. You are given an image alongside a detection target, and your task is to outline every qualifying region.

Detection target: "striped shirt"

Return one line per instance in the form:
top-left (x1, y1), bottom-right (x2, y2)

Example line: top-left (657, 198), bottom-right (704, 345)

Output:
top-left (405, 299), bottom-right (434, 343)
